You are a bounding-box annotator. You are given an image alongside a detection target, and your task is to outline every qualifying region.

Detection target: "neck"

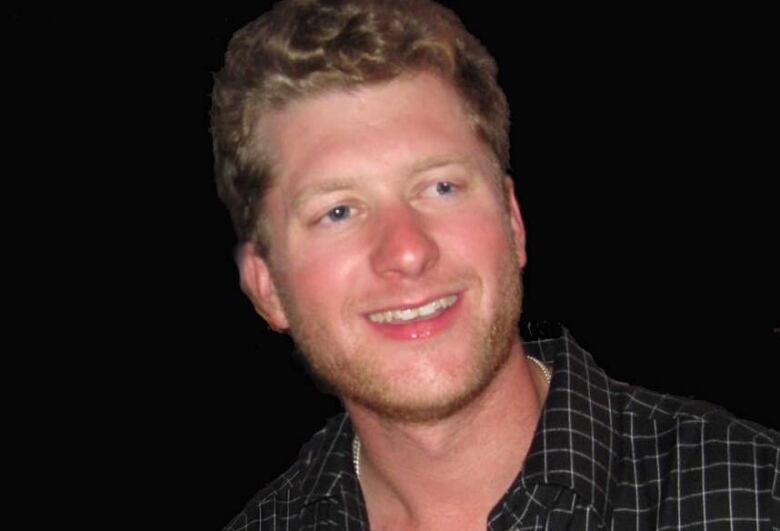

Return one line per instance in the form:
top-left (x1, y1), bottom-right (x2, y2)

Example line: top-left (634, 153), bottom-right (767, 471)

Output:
top-left (346, 340), bottom-right (548, 529)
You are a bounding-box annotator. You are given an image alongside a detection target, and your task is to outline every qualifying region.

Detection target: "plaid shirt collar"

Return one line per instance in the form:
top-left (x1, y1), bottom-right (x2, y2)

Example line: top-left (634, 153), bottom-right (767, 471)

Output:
top-left (520, 325), bottom-right (620, 523)
top-left (297, 413), bottom-right (360, 504)
top-left (294, 324), bottom-right (620, 522)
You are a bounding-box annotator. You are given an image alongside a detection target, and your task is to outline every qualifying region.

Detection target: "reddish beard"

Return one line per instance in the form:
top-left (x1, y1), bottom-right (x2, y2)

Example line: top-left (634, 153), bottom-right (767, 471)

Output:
top-left (273, 235), bottom-right (523, 424)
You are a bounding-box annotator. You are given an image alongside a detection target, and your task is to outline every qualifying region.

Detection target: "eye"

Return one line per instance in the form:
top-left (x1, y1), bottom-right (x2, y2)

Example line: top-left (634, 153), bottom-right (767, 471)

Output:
top-left (325, 205), bottom-right (352, 223)
top-left (435, 181), bottom-right (455, 195)
top-left (422, 181), bottom-right (460, 199)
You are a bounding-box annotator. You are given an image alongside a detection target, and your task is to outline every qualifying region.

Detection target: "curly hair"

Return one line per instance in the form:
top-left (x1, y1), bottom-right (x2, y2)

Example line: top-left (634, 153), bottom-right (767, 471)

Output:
top-left (211, 0), bottom-right (510, 255)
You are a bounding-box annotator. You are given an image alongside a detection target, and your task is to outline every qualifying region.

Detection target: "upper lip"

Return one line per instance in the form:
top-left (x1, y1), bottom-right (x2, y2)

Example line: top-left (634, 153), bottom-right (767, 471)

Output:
top-left (362, 291), bottom-right (460, 316)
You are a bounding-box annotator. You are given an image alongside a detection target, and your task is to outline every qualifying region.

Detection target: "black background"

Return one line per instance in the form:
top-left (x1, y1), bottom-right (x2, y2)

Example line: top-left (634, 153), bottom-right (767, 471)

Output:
top-left (9, 2), bottom-right (775, 528)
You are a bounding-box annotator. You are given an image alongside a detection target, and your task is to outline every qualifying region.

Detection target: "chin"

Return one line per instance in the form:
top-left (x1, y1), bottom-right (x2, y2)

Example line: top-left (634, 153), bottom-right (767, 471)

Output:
top-left (340, 325), bottom-right (517, 424)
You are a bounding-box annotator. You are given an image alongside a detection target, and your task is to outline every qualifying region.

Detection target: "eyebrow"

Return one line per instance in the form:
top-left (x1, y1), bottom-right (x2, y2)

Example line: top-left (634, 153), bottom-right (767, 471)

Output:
top-left (409, 155), bottom-right (470, 174)
top-left (292, 178), bottom-right (359, 211)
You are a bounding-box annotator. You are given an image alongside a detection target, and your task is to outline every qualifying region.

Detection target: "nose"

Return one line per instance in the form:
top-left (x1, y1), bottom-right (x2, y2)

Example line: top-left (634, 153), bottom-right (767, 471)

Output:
top-left (369, 204), bottom-right (440, 279)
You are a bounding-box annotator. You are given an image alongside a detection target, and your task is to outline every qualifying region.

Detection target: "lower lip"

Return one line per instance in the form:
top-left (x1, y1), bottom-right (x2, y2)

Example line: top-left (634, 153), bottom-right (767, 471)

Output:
top-left (365, 296), bottom-right (462, 341)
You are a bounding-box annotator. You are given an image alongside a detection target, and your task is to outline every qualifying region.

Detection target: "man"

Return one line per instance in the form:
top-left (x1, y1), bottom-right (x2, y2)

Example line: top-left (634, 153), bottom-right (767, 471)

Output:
top-left (211, 1), bottom-right (779, 529)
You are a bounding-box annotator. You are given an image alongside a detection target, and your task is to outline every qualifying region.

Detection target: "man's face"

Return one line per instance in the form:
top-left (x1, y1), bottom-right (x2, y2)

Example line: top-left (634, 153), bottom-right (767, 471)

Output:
top-left (242, 73), bottom-right (526, 422)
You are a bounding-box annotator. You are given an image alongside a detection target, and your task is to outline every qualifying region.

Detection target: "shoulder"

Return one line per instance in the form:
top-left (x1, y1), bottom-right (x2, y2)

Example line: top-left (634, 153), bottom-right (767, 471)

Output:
top-left (222, 413), bottom-right (353, 531)
top-left (527, 324), bottom-right (779, 524)
top-left (528, 323), bottom-right (780, 452)
top-left (607, 383), bottom-right (780, 521)
top-left (617, 381), bottom-right (779, 449)
top-left (609, 380), bottom-right (780, 499)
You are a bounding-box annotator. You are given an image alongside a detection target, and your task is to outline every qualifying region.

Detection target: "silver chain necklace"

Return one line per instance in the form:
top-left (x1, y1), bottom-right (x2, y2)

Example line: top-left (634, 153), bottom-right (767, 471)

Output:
top-left (352, 355), bottom-right (552, 480)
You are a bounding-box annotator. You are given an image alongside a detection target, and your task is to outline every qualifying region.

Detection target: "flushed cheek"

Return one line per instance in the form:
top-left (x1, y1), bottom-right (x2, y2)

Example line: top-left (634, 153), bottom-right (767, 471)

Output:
top-left (437, 217), bottom-right (516, 300)
top-left (283, 243), bottom-right (365, 319)
top-left (438, 210), bottom-right (514, 264)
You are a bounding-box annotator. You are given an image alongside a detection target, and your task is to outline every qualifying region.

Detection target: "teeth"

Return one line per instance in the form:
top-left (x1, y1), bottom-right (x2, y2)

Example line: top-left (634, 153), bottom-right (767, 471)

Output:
top-left (368, 295), bottom-right (457, 324)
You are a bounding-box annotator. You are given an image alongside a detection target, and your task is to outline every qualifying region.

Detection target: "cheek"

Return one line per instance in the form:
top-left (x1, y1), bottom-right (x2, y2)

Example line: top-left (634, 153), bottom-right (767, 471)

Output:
top-left (437, 208), bottom-right (514, 265)
top-left (284, 239), bottom-right (365, 310)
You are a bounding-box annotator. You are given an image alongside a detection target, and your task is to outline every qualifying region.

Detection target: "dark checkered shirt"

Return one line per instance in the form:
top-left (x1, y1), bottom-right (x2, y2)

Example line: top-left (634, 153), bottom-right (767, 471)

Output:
top-left (223, 328), bottom-right (780, 530)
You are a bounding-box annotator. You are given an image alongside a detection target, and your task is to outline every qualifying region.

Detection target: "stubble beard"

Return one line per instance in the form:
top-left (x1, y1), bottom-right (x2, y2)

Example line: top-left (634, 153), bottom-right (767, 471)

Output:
top-left (275, 241), bottom-right (523, 424)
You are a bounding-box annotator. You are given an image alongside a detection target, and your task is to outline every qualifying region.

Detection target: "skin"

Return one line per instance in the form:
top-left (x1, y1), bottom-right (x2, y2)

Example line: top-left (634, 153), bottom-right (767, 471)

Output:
top-left (239, 72), bottom-right (550, 530)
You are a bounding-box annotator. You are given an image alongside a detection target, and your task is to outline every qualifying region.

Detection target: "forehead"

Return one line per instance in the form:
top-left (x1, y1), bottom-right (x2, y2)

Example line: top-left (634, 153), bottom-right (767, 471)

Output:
top-left (256, 73), bottom-right (494, 192)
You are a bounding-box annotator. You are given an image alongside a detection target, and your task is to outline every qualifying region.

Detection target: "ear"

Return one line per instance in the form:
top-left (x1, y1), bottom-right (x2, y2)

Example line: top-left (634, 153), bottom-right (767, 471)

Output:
top-left (236, 242), bottom-right (290, 331)
top-left (503, 176), bottom-right (527, 268)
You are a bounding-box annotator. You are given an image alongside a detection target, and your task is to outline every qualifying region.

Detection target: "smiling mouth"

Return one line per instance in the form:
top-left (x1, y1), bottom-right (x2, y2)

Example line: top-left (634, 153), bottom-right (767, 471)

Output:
top-left (367, 295), bottom-right (458, 324)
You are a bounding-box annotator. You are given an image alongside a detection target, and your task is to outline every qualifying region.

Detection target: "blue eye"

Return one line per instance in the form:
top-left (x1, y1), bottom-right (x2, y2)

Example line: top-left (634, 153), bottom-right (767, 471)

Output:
top-left (326, 205), bottom-right (351, 222)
